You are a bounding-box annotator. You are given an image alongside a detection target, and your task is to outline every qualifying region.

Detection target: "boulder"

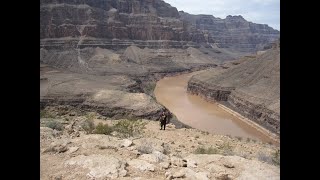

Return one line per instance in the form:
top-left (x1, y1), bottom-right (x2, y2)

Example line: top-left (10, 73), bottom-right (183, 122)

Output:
top-left (127, 159), bottom-right (155, 172)
top-left (65, 155), bottom-right (127, 179)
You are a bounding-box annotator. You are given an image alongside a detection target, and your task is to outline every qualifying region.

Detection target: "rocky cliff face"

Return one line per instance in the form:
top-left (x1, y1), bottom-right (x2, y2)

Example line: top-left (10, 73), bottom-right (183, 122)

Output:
top-left (180, 12), bottom-right (279, 52)
top-left (188, 41), bottom-right (280, 135)
top-left (40, 0), bottom-right (211, 44)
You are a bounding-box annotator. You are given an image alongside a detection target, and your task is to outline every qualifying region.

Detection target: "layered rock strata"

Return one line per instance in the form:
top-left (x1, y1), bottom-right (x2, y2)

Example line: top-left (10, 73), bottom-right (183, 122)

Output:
top-left (188, 41), bottom-right (280, 135)
top-left (180, 12), bottom-right (280, 52)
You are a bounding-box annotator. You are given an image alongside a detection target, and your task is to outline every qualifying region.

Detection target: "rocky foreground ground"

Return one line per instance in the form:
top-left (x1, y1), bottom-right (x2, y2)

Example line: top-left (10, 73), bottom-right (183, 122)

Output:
top-left (40, 108), bottom-right (280, 180)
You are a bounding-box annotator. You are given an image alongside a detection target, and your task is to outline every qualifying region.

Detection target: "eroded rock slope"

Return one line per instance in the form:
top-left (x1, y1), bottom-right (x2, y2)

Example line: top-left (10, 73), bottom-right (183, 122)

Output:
top-left (188, 41), bottom-right (280, 135)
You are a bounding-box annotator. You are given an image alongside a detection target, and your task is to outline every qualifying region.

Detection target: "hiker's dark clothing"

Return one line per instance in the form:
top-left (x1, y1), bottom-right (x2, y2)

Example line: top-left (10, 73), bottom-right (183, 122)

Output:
top-left (160, 114), bottom-right (167, 130)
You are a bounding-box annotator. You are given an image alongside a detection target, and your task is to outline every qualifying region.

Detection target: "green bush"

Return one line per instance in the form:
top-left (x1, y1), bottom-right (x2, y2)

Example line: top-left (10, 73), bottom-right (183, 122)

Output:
top-left (86, 112), bottom-right (96, 121)
top-left (194, 146), bottom-right (218, 154)
top-left (81, 119), bottom-right (95, 134)
top-left (40, 110), bottom-right (55, 118)
top-left (144, 82), bottom-right (156, 95)
top-left (272, 149), bottom-right (280, 166)
top-left (93, 123), bottom-right (113, 135)
top-left (113, 119), bottom-right (146, 138)
top-left (45, 120), bottom-right (63, 131)
top-left (218, 142), bottom-right (234, 156)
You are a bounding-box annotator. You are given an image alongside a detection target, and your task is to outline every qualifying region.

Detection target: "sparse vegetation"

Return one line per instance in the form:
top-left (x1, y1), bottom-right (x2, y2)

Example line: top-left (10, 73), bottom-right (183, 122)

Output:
top-left (257, 152), bottom-right (273, 164)
top-left (246, 138), bottom-right (251, 142)
top-left (80, 119), bottom-right (95, 134)
top-left (194, 146), bottom-right (218, 154)
top-left (272, 149), bottom-right (280, 166)
top-left (40, 110), bottom-right (55, 118)
top-left (93, 123), bottom-right (113, 135)
top-left (113, 119), bottom-right (147, 138)
top-left (143, 82), bottom-right (156, 96)
top-left (45, 120), bottom-right (63, 131)
top-left (218, 142), bottom-right (234, 156)
top-left (86, 112), bottom-right (96, 121)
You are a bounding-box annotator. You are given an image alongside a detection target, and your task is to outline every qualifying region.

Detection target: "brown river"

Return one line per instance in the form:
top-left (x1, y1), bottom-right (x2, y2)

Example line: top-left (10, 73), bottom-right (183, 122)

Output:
top-left (154, 71), bottom-right (278, 145)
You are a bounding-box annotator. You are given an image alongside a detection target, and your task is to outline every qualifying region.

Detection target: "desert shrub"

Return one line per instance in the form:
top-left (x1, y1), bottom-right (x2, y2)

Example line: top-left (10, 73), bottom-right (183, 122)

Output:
top-left (257, 152), bottom-right (273, 164)
top-left (237, 151), bottom-right (250, 159)
top-left (40, 110), bottom-right (55, 118)
top-left (194, 146), bottom-right (218, 154)
top-left (45, 120), bottom-right (63, 131)
top-left (145, 82), bottom-right (156, 92)
top-left (194, 142), bottom-right (233, 155)
top-left (218, 142), bottom-right (234, 156)
top-left (93, 123), bottom-right (113, 135)
top-left (80, 119), bottom-right (95, 134)
top-left (137, 141), bottom-right (153, 154)
top-left (272, 149), bottom-right (280, 166)
top-left (113, 119), bottom-right (146, 138)
top-left (86, 112), bottom-right (96, 121)
top-left (246, 138), bottom-right (251, 142)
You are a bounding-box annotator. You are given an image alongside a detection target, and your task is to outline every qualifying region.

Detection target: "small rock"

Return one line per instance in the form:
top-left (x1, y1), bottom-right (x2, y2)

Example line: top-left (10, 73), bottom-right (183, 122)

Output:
top-left (54, 175), bottom-right (62, 180)
top-left (120, 139), bottom-right (133, 148)
top-left (67, 147), bottom-right (79, 154)
top-left (187, 159), bottom-right (197, 168)
top-left (216, 173), bottom-right (230, 180)
top-left (139, 151), bottom-right (168, 163)
top-left (133, 177), bottom-right (142, 180)
top-left (159, 162), bottom-right (170, 169)
top-left (170, 156), bottom-right (187, 167)
top-left (165, 172), bottom-right (173, 180)
top-left (69, 112), bottom-right (76, 116)
top-left (65, 154), bottom-right (127, 179)
top-left (223, 162), bottom-right (235, 168)
top-left (173, 170), bottom-right (185, 178)
top-left (127, 146), bottom-right (136, 151)
top-left (43, 140), bottom-right (69, 154)
top-left (128, 159), bottom-right (155, 172)
top-left (132, 150), bottom-right (141, 156)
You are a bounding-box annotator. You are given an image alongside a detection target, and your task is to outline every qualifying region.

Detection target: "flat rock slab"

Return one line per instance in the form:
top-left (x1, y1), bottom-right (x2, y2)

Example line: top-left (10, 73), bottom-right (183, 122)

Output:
top-left (65, 154), bottom-right (127, 179)
top-left (127, 159), bottom-right (155, 172)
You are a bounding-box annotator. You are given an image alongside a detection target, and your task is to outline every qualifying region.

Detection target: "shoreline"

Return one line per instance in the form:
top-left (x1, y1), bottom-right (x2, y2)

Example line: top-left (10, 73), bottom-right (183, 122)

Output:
top-left (216, 103), bottom-right (280, 146)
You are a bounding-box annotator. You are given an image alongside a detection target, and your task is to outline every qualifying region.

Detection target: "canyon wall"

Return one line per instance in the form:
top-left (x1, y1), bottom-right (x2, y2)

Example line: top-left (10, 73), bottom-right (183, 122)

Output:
top-left (188, 41), bottom-right (280, 135)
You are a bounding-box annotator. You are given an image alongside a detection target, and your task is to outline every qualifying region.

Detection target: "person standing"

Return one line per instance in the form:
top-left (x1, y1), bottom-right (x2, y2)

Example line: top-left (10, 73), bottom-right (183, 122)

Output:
top-left (160, 111), bottom-right (167, 130)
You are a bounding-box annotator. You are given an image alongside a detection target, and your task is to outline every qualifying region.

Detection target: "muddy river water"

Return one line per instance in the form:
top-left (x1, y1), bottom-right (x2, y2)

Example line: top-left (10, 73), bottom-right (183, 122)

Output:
top-left (154, 71), bottom-right (278, 144)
